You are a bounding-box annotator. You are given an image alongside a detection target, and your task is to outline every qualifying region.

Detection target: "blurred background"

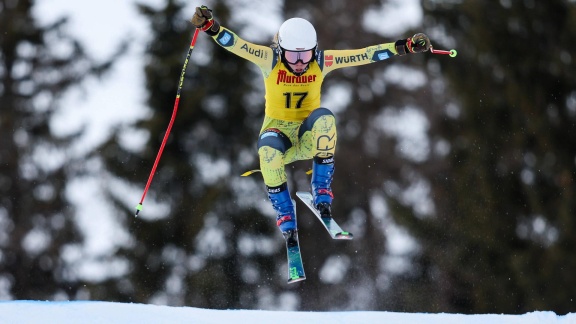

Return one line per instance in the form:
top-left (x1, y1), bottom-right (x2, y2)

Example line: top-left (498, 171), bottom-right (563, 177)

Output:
top-left (1, 0), bottom-right (576, 314)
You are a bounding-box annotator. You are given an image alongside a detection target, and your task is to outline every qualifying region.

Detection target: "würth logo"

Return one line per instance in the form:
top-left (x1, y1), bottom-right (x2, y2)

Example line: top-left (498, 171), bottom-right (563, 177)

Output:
top-left (325, 55), bottom-right (333, 67)
top-left (334, 53), bottom-right (369, 64)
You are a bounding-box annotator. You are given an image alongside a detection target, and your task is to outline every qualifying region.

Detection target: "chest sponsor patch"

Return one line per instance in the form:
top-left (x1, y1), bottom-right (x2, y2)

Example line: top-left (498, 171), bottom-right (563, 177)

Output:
top-left (277, 70), bottom-right (317, 85)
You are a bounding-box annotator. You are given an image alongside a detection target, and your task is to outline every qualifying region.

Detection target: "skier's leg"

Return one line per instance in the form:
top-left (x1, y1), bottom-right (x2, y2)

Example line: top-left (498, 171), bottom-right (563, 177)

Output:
top-left (310, 156), bottom-right (335, 217)
top-left (257, 128), bottom-right (296, 235)
top-left (298, 108), bottom-right (337, 217)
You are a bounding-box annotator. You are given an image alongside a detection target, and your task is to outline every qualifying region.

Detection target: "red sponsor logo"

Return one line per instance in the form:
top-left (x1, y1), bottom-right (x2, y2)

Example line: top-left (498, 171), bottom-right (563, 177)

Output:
top-left (276, 70), bottom-right (317, 85)
top-left (325, 55), bottom-right (333, 67)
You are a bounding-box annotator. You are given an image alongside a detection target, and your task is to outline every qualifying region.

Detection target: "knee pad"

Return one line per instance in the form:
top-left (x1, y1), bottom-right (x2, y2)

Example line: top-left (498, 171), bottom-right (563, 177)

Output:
top-left (257, 128), bottom-right (292, 153)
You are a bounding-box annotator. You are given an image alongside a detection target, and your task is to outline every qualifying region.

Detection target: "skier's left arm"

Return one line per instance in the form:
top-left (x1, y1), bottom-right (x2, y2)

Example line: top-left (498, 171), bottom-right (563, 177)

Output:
top-left (321, 33), bottom-right (431, 75)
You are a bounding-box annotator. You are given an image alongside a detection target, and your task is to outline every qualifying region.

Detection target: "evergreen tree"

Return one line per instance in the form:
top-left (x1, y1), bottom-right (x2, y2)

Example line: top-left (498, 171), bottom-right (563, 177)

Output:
top-left (96, 0), bottom-right (284, 307)
top-left (0, 0), bottom-right (116, 299)
top-left (391, 0), bottom-right (576, 314)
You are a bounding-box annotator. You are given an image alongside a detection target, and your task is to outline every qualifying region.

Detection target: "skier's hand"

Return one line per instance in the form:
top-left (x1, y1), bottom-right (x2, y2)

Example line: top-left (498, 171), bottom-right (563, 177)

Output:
top-left (408, 33), bottom-right (431, 53)
top-left (394, 33), bottom-right (431, 55)
top-left (191, 6), bottom-right (212, 28)
top-left (191, 6), bottom-right (220, 35)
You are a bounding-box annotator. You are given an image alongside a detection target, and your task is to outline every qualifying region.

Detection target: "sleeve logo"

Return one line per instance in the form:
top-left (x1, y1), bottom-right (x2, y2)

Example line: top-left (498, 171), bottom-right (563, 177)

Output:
top-left (218, 32), bottom-right (233, 46)
top-left (378, 52), bottom-right (390, 60)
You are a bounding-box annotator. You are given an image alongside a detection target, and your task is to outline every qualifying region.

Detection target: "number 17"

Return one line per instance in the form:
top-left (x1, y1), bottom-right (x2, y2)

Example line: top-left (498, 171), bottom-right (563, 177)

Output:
top-left (283, 92), bottom-right (308, 109)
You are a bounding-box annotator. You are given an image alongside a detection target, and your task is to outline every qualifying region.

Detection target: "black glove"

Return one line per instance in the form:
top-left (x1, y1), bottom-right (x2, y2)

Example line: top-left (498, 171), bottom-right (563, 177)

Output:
top-left (191, 6), bottom-right (220, 36)
top-left (409, 33), bottom-right (431, 53)
top-left (395, 33), bottom-right (431, 55)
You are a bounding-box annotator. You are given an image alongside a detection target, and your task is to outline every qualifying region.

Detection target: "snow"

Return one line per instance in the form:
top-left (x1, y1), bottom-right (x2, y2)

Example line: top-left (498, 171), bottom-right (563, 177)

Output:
top-left (363, 0), bottom-right (423, 37)
top-left (34, 0), bottom-right (159, 152)
top-left (0, 301), bottom-right (574, 324)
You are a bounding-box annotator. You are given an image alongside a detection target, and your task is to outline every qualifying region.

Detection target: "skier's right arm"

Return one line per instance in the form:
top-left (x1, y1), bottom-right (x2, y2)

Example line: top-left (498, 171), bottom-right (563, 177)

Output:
top-left (191, 6), bottom-right (275, 73)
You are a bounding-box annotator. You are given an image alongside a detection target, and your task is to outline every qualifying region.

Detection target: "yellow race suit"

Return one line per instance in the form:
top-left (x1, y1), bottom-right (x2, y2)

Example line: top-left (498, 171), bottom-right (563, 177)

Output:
top-left (209, 26), bottom-right (401, 186)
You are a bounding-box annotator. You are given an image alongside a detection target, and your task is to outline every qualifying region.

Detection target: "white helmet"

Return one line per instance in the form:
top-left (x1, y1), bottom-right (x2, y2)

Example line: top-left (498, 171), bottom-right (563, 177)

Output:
top-left (278, 18), bottom-right (317, 51)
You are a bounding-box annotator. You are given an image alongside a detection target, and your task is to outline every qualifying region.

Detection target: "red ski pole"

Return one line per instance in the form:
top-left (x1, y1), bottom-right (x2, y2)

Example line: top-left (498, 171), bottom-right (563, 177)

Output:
top-left (430, 46), bottom-right (458, 57)
top-left (135, 28), bottom-right (200, 217)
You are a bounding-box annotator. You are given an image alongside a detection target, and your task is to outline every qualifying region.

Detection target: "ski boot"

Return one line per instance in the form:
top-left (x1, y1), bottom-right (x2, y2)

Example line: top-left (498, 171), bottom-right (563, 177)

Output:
top-left (267, 183), bottom-right (297, 239)
top-left (311, 156), bottom-right (335, 219)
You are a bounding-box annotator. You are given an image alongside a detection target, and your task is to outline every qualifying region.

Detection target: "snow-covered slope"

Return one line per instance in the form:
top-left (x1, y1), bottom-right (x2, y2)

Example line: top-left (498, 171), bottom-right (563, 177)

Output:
top-left (0, 301), bottom-right (574, 324)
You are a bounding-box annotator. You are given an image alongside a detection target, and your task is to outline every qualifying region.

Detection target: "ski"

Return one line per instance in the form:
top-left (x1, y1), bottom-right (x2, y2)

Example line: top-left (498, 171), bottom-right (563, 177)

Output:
top-left (285, 230), bottom-right (306, 283)
top-left (296, 191), bottom-right (353, 240)
top-left (284, 199), bottom-right (305, 283)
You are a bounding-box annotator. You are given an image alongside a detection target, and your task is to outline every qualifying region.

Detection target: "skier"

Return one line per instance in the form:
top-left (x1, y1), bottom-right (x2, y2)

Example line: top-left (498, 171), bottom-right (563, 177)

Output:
top-left (191, 6), bottom-right (431, 241)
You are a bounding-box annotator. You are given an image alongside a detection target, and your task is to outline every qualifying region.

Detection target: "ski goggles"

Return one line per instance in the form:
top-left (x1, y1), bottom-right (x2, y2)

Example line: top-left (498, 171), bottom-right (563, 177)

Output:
top-left (283, 49), bottom-right (314, 64)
